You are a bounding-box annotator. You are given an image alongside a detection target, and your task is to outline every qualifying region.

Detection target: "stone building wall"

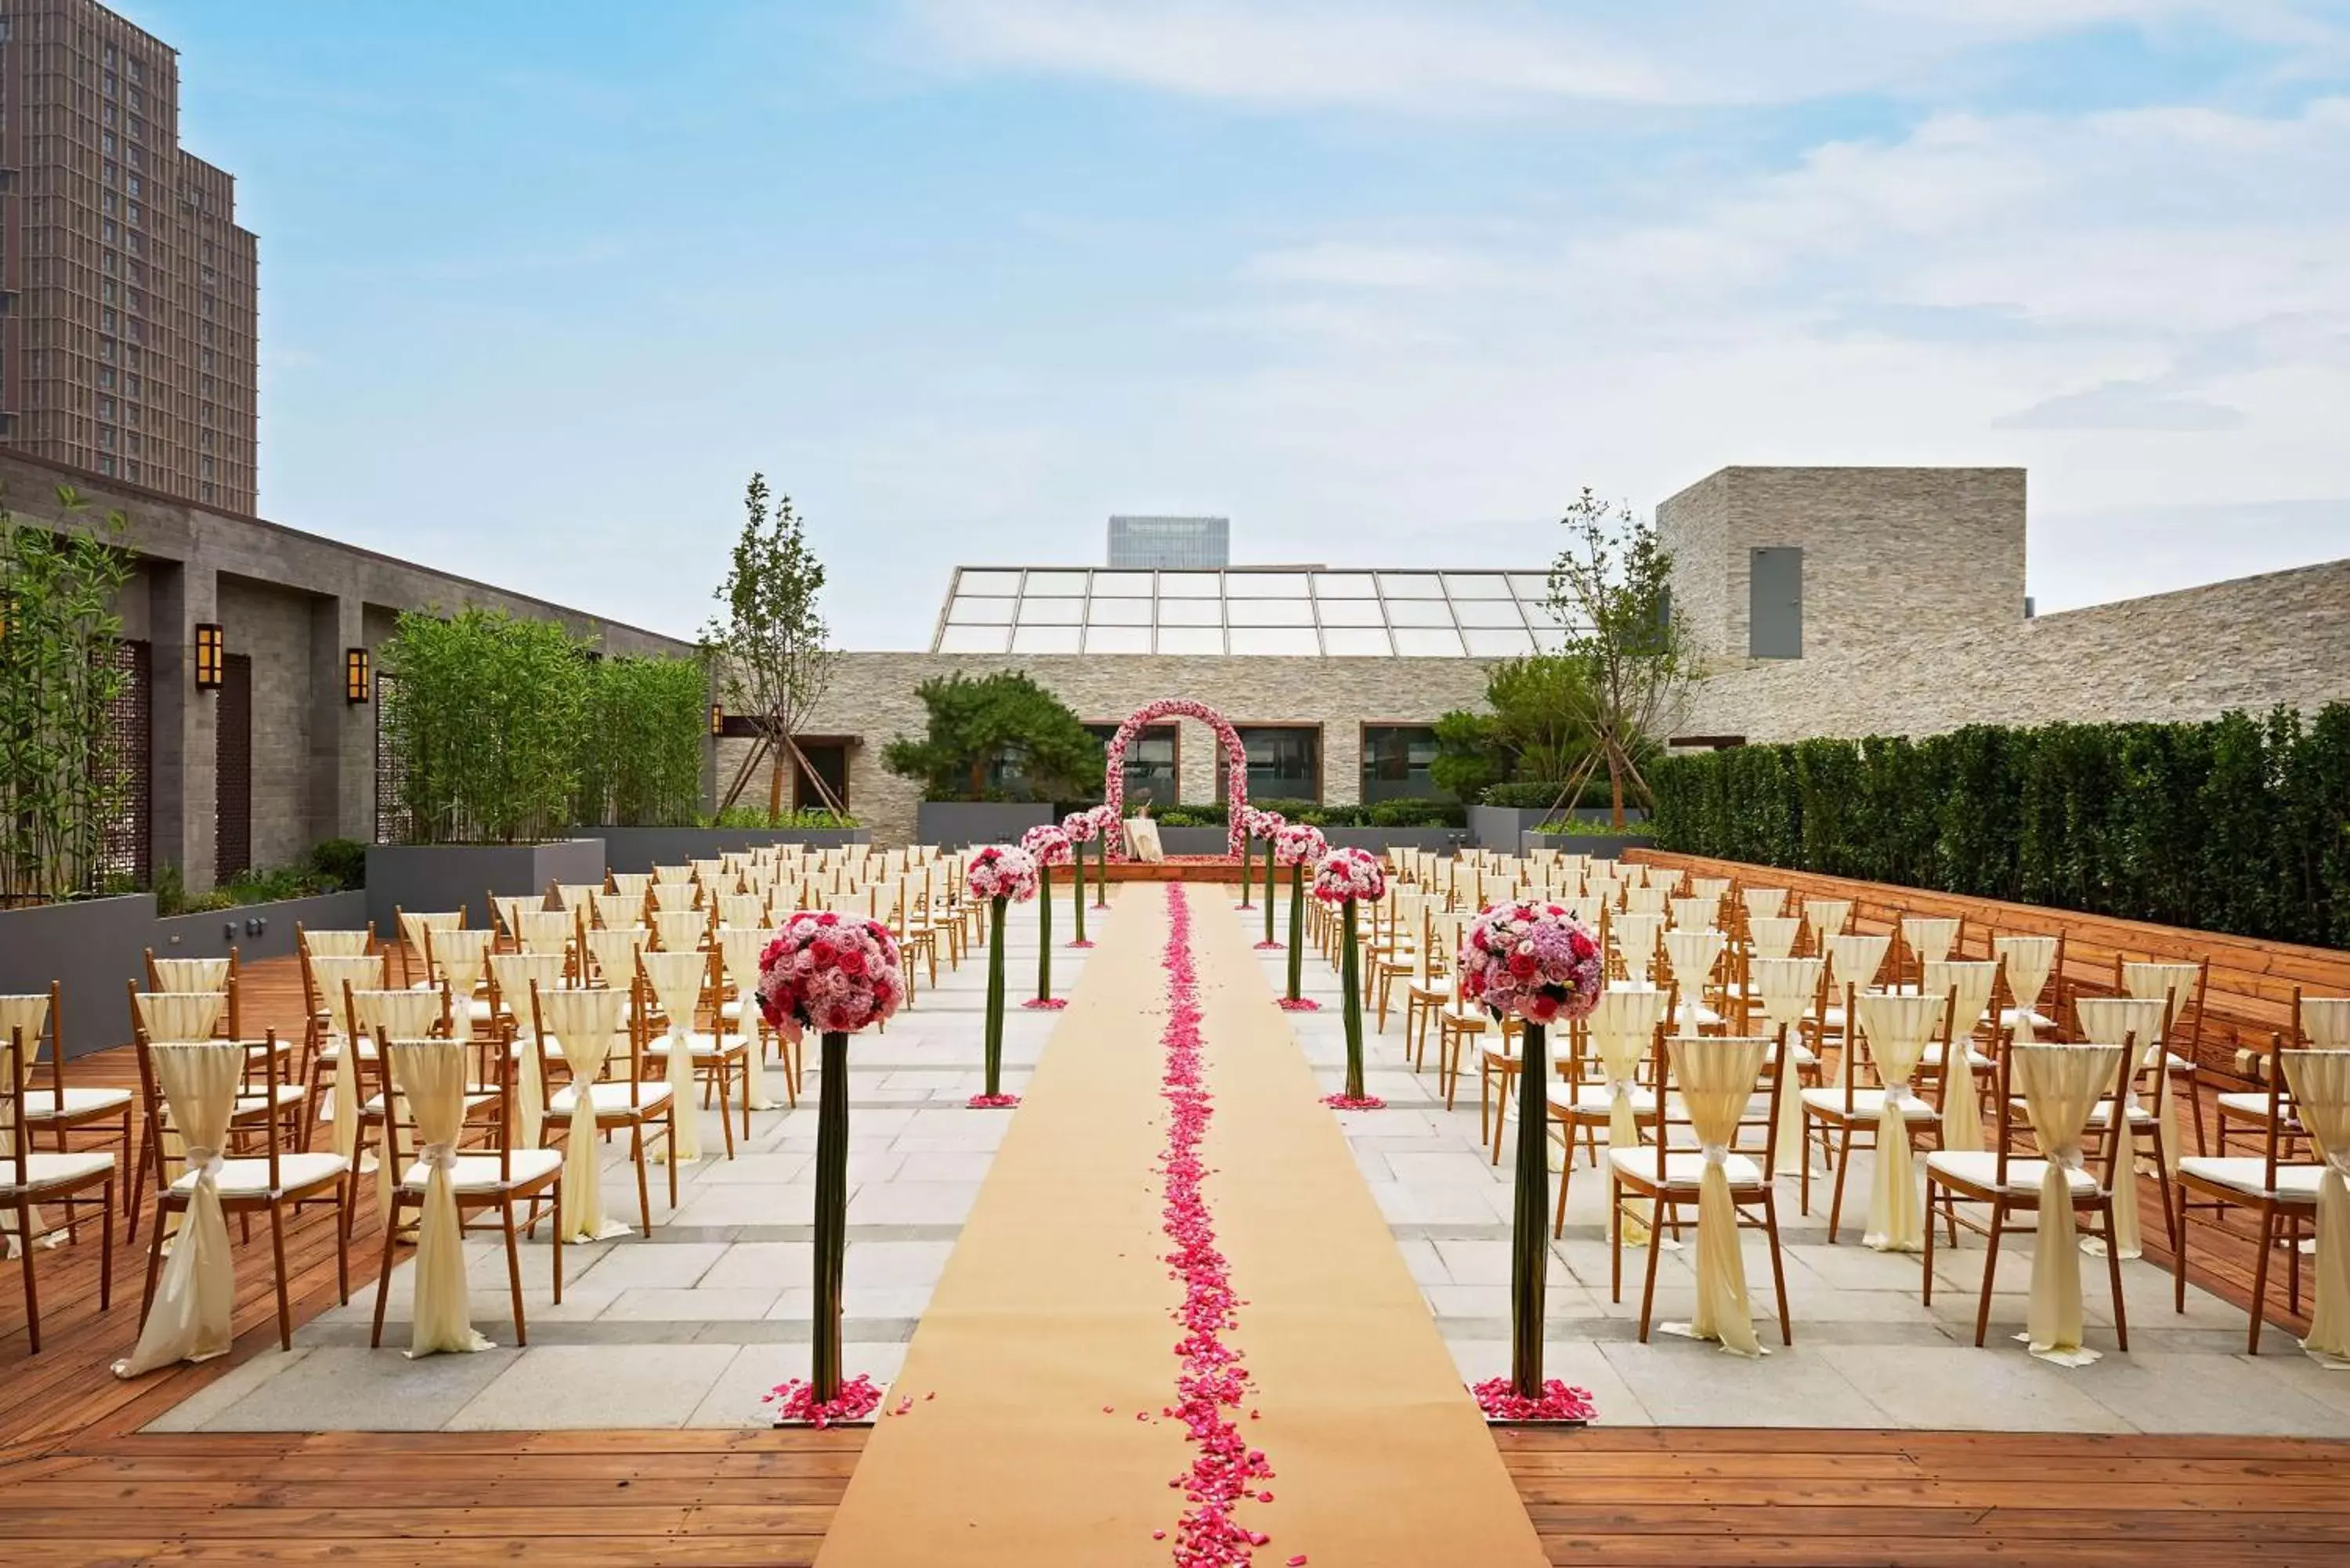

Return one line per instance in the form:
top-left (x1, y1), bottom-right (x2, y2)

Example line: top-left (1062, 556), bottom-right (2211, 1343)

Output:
top-left (215, 573), bottom-right (316, 871)
top-left (1660, 466), bottom-right (2026, 667)
top-left (1676, 557), bottom-right (2350, 742)
top-left (721, 652), bottom-right (1496, 847)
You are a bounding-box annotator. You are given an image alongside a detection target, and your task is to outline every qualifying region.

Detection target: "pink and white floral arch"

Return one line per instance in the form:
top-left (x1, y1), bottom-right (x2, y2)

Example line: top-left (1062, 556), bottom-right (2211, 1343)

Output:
top-left (1101, 698), bottom-right (1249, 858)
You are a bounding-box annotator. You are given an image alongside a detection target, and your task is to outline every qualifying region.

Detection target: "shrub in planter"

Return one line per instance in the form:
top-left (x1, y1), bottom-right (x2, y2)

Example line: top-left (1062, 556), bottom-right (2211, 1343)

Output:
top-left (381, 609), bottom-right (591, 844)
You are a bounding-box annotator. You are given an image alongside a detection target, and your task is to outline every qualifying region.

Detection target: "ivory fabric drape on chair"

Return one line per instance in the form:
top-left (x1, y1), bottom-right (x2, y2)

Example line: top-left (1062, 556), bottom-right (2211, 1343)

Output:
top-left (306, 955), bottom-right (381, 1158)
top-left (300, 929), bottom-right (374, 958)
top-left (1750, 957), bottom-right (1822, 1167)
top-left (1, 994), bottom-right (62, 1254)
top-left (1591, 988), bottom-right (1664, 1245)
top-left (1994, 936), bottom-right (2059, 1041)
top-left (148, 957), bottom-right (231, 994)
top-left (2303, 998), bottom-right (2350, 1049)
top-left (1613, 915), bottom-right (1665, 985)
top-left (1854, 992), bottom-right (1940, 1252)
top-left (1664, 1035), bottom-right (1770, 1357)
top-left (1806, 899), bottom-right (1853, 941)
top-left (1664, 929), bottom-right (1724, 1027)
top-left (352, 988), bottom-right (444, 1219)
top-left (2280, 1050), bottom-right (2350, 1368)
top-left (389, 1039), bottom-right (494, 1357)
top-left (538, 988), bottom-right (631, 1242)
top-left (1903, 917), bottom-right (1959, 968)
top-left (2076, 995), bottom-right (2169, 1257)
top-left (112, 1042), bottom-right (242, 1378)
top-left (2011, 1043), bottom-right (2123, 1366)
top-left (715, 929), bottom-right (782, 1112)
top-left (641, 950), bottom-right (707, 1164)
top-left (491, 952), bottom-right (566, 1148)
top-left (1747, 917), bottom-right (1801, 963)
top-left (429, 929), bottom-right (495, 1039)
top-left (1922, 960), bottom-right (1999, 1155)
top-left (1741, 888), bottom-right (1787, 924)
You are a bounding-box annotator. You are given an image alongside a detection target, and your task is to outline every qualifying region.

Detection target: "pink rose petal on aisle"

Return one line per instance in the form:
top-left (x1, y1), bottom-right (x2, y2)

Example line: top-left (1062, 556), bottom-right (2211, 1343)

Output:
top-left (966, 1093), bottom-right (1022, 1110)
top-left (1319, 1093), bottom-right (1386, 1111)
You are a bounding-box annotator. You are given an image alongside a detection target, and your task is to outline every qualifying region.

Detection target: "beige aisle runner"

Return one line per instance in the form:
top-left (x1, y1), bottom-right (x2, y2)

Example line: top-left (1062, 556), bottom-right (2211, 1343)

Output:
top-left (817, 883), bottom-right (1544, 1565)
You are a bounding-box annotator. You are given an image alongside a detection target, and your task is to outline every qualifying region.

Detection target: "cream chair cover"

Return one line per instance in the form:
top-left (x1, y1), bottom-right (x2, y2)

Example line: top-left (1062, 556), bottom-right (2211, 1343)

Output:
top-left (149, 957), bottom-right (230, 994)
top-left (491, 952), bottom-right (566, 1147)
top-left (429, 928), bottom-right (495, 1040)
top-left (584, 927), bottom-right (648, 989)
top-left (136, 990), bottom-right (225, 1043)
top-left (2011, 1042), bottom-right (2124, 1366)
top-left (1854, 992), bottom-right (1941, 1252)
top-left (1591, 987), bottom-right (1665, 1245)
top-left (646, 880), bottom-right (695, 912)
top-left (1668, 896), bottom-right (1714, 933)
top-left (716, 928), bottom-right (782, 1111)
top-left (650, 863), bottom-right (691, 883)
top-left (1823, 933), bottom-right (1890, 995)
top-left (1751, 957), bottom-right (1824, 1166)
top-left (1748, 916), bottom-right (1800, 962)
top-left (111, 1041), bottom-right (241, 1378)
top-left (1126, 818), bottom-right (1166, 862)
top-left (718, 894), bottom-right (768, 930)
top-left (1613, 913), bottom-right (1665, 985)
top-left (652, 908), bottom-right (707, 954)
top-left (2304, 998), bottom-right (2350, 1049)
top-left (1903, 916), bottom-right (1959, 967)
top-left (389, 1039), bottom-right (494, 1357)
top-left (306, 956), bottom-right (380, 1157)
top-left (536, 986), bottom-right (631, 1241)
top-left (554, 882), bottom-right (602, 912)
top-left (300, 929), bottom-right (374, 958)
top-left (492, 895), bottom-right (542, 942)
top-left (2280, 1049), bottom-right (2350, 1368)
top-left (1687, 876), bottom-right (1731, 907)
top-left (640, 949), bottom-right (708, 1163)
top-left (1664, 1035), bottom-right (1770, 1357)
top-left (2088, 988), bottom-right (2176, 1169)
top-left (2121, 961), bottom-right (2199, 1029)
top-left (398, 910), bottom-right (465, 965)
top-left (2077, 995), bottom-right (2171, 1258)
top-left (0, 998), bottom-right (60, 1253)
top-left (609, 872), bottom-right (653, 901)
top-left (1664, 929), bottom-right (1724, 1031)
top-left (352, 988), bottom-right (443, 1213)
top-left (515, 910), bottom-right (572, 957)
top-left (1922, 959), bottom-right (1999, 1155)
top-left (1741, 888), bottom-right (1788, 924)
top-left (1994, 936), bottom-right (2059, 1041)
top-left (1625, 886), bottom-right (1668, 917)
top-left (1805, 898), bottom-right (1853, 941)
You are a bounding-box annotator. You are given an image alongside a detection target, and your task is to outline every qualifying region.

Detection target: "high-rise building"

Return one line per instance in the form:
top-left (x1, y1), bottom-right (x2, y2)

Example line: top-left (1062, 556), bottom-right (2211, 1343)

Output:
top-left (0, 0), bottom-right (258, 512)
top-left (1108, 515), bottom-right (1229, 569)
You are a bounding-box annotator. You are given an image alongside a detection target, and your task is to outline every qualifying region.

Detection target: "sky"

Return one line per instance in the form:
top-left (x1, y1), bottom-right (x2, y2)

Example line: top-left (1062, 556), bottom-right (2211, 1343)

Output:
top-left (125, 0), bottom-right (2350, 648)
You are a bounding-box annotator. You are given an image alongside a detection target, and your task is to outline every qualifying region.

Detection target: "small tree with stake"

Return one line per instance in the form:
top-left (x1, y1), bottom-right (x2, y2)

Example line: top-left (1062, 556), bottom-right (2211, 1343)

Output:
top-left (757, 912), bottom-right (903, 1425)
top-left (1545, 489), bottom-right (1690, 829)
top-left (703, 474), bottom-right (842, 822)
top-left (1019, 822), bottom-right (1072, 1008)
top-left (1272, 822), bottom-right (1324, 1010)
top-left (964, 845), bottom-right (1038, 1107)
top-left (1455, 900), bottom-right (1603, 1422)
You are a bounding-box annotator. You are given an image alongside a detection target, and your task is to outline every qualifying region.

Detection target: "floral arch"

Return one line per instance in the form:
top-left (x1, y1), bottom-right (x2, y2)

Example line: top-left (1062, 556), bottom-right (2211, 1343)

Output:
top-left (1102, 698), bottom-right (1249, 858)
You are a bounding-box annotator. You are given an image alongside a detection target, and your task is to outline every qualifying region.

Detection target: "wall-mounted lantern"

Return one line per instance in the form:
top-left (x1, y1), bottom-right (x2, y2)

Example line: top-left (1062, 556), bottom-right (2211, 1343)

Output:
top-left (345, 646), bottom-right (372, 704)
top-left (193, 622), bottom-right (224, 689)
top-left (709, 703), bottom-right (725, 737)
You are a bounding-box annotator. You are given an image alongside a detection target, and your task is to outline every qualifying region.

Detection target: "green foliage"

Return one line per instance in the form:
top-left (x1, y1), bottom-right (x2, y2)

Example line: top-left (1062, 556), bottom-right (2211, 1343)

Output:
top-left (704, 805), bottom-right (859, 829)
top-left (702, 473), bottom-right (840, 814)
top-left (576, 655), bottom-right (707, 827)
top-left (1532, 817), bottom-right (1655, 840)
top-left (306, 838), bottom-right (368, 890)
top-left (0, 489), bottom-right (135, 904)
top-left (1546, 490), bottom-right (1690, 823)
top-left (150, 837), bottom-right (365, 917)
top-left (1648, 706), bottom-right (2350, 946)
top-left (1477, 779), bottom-right (1612, 810)
top-left (1429, 710), bottom-right (1506, 801)
top-left (1431, 654), bottom-right (1603, 802)
top-left (1152, 797), bottom-right (1464, 829)
top-left (380, 608), bottom-right (591, 844)
top-left (882, 671), bottom-right (1099, 802)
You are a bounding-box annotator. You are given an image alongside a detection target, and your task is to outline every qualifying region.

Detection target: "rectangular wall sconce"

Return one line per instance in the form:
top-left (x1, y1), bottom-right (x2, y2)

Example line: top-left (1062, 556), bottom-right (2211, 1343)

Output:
top-left (709, 703), bottom-right (725, 737)
top-left (345, 645), bottom-right (371, 704)
top-left (193, 622), bottom-right (224, 689)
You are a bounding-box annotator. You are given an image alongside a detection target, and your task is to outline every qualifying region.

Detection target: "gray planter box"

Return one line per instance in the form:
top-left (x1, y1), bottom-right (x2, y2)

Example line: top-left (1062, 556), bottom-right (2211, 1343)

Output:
top-left (1470, 804), bottom-right (1644, 848)
top-left (1521, 830), bottom-right (1655, 860)
top-left (1154, 825), bottom-right (1240, 858)
top-left (591, 826), bottom-right (871, 875)
top-left (916, 802), bottom-right (1055, 851)
top-left (0, 894), bottom-right (157, 1060)
top-left (150, 891), bottom-right (371, 965)
top-left (366, 840), bottom-right (606, 934)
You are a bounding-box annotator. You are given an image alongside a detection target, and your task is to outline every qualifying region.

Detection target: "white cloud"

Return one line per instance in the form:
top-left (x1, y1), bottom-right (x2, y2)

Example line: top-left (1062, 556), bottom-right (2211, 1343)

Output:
top-left (1994, 379), bottom-right (2245, 430)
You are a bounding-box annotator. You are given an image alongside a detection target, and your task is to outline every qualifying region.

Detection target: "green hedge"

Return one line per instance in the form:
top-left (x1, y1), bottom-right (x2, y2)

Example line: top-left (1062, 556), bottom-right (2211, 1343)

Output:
top-left (381, 609), bottom-right (591, 844)
top-left (1648, 707), bottom-right (2350, 948)
top-left (1477, 779), bottom-right (1612, 810)
top-left (1126, 797), bottom-right (1467, 829)
top-left (575, 656), bottom-right (707, 828)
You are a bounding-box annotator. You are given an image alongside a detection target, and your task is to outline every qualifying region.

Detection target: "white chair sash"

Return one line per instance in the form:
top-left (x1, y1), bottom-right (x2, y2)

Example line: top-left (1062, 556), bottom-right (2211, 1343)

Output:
top-left (1590, 987), bottom-right (1664, 1245)
top-left (1922, 959), bottom-right (1999, 1155)
top-left (148, 957), bottom-right (230, 993)
top-left (1804, 898), bottom-right (1853, 941)
top-left (535, 987), bottom-right (631, 1241)
top-left (1741, 887), bottom-right (1788, 924)
top-left (492, 952), bottom-right (566, 1147)
top-left (1903, 917), bottom-right (1960, 966)
top-left (1612, 914), bottom-right (1664, 984)
top-left (1994, 937), bottom-right (2059, 1041)
top-left (389, 1039), bottom-right (493, 1357)
top-left (1853, 992), bottom-right (1942, 1252)
top-left (1664, 1035), bottom-right (1770, 1357)
top-left (2012, 1043), bottom-right (2123, 1366)
top-left (639, 949), bottom-right (709, 1163)
top-left (1751, 957), bottom-right (1823, 1166)
top-left (300, 929), bottom-right (374, 958)
top-left (112, 1042), bottom-right (241, 1378)
top-left (1747, 916), bottom-right (1800, 963)
top-left (2280, 1050), bottom-right (2350, 1368)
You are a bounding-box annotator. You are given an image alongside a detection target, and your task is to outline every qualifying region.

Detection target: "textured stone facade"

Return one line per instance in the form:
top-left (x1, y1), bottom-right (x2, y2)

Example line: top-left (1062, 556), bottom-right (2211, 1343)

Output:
top-left (1660, 467), bottom-right (2026, 668)
top-left (1676, 558), bottom-right (2350, 742)
top-left (721, 652), bottom-right (1494, 847)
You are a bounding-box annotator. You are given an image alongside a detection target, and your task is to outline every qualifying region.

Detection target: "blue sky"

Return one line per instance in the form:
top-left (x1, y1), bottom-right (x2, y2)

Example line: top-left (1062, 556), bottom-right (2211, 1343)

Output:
top-left (130, 0), bottom-right (2350, 647)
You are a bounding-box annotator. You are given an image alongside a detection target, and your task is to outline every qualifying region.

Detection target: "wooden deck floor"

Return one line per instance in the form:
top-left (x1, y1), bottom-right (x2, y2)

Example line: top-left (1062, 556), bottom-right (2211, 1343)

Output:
top-left (7, 948), bottom-right (2350, 1564)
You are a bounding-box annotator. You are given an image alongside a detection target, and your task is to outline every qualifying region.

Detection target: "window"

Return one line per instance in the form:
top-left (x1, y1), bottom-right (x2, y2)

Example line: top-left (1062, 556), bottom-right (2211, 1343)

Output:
top-left (1218, 726), bottom-right (1322, 804)
top-left (102, 131), bottom-right (115, 154)
top-left (1088, 723), bottom-right (1177, 807)
top-left (96, 425), bottom-right (115, 449)
top-left (1361, 725), bottom-right (1441, 803)
top-left (789, 742), bottom-right (849, 814)
top-left (97, 396), bottom-right (114, 419)
top-left (1748, 547), bottom-right (1802, 659)
top-left (98, 456), bottom-right (116, 476)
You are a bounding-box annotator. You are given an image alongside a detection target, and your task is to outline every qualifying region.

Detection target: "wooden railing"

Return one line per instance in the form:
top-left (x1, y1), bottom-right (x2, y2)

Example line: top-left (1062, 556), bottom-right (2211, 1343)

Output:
top-left (1627, 848), bottom-right (2350, 1082)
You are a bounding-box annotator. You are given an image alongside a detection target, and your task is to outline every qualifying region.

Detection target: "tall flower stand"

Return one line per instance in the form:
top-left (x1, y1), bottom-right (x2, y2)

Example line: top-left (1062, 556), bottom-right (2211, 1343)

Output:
top-left (812, 1029), bottom-right (851, 1403)
top-left (1260, 836), bottom-right (1280, 948)
top-left (1025, 869), bottom-right (1065, 1010)
top-left (1093, 835), bottom-right (1108, 909)
top-left (1236, 829), bottom-right (1256, 910)
top-left (973, 896), bottom-right (1018, 1107)
top-left (1281, 864), bottom-right (1315, 1010)
top-left (1321, 895), bottom-right (1382, 1109)
top-left (1070, 847), bottom-right (1090, 946)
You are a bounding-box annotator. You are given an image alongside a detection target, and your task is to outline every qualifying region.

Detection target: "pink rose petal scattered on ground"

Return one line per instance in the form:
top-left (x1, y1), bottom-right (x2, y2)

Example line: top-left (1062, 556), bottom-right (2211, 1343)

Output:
top-left (1021, 996), bottom-right (1069, 1011)
top-left (1469, 1375), bottom-right (1598, 1424)
top-left (1275, 997), bottom-right (1320, 1013)
top-left (765, 1373), bottom-right (884, 1429)
top-left (1319, 1093), bottom-right (1386, 1111)
top-left (966, 1093), bottom-right (1021, 1110)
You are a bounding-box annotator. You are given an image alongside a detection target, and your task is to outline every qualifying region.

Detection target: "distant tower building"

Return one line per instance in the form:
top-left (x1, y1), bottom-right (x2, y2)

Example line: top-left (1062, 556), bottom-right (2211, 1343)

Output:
top-left (0, 0), bottom-right (260, 511)
top-left (1108, 515), bottom-right (1229, 569)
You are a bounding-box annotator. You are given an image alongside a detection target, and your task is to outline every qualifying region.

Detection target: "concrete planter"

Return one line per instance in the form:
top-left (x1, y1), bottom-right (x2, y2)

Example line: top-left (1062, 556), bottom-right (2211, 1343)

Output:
top-left (366, 840), bottom-right (606, 935)
top-left (591, 826), bottom-right (871, 875)
top-left (1155, 826), bottom-right (1238, 858)
top-left (1322, 826), bottom-right (1473, 856)
top-left (150, 891), bottom-right (371, 965)
top-left (1470, 804), bottom-right (1644, 848)
top-left (0, 894), bottom-right (157, 1060)
top-left (916, 802), bottom-right (1055, 851)
top-left (1522, 831), bottom-right (1656, 860)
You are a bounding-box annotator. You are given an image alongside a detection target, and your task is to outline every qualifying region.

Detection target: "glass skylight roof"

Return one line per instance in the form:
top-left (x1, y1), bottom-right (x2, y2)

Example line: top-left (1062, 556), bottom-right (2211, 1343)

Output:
top-left (931, 567), bottom-right (1574, 656)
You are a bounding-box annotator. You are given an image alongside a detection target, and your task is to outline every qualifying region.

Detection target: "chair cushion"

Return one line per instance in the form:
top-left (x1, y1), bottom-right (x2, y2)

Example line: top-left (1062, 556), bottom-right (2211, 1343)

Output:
top-left (1925, 1151), bottom-right (2099, 1195)
top-left (2163, 1052), bottom-right (2198, 1075)
top-left (171, 1151), bottom-right (349, 1196)
top-left (2175, 1156), bottom-right (2325, 1201)
top-left (548, 1081), bottom-right (676, 1115)
top-left (1548, 1084), bottom-right (1660, 1118)
top-left (641, 1031), bottom-right (744, 1059)
top-left (232, 1085), bottom-right (308, 1117)
top-left (1918, 1042), bottom-right (1996, 1071)
top-left (1607, 1147), bottom-right (1764, 1187)
top-left (360, 1090), bottom-right (500, 1117)
top-left (2215, 1091), bottom-right (2279, 1121)
top-left (2079, 1096), bottom-right (2159, 1127)
top-left (1678, 1002), bottom-right (1726, 1029)
top-left (719, 999), bottom-right (747, 1022)
top-left (1998, 1007), bottom-right (2058, 1031)
top-left (21, 1085), bottom-right (133, 1119)
top-left (1799, 1086), bottom-right (1940, 1122)
top-left (1408, 979), bottom-right (1454, 1001)
top-left (399, 1147), bottom-right (562, 1194)
top-left (2, 1150), bottom-right (114, 1193)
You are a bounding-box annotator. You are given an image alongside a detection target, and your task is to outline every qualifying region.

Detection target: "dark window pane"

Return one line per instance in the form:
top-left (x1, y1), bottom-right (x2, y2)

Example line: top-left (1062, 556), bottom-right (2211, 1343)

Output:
top-left (1361, 725), bottom-right (1440, 802)
top-left (1219, 725), bottom-right (1321, 804)
top-left (1086, 723), bottom-right (1178, 806)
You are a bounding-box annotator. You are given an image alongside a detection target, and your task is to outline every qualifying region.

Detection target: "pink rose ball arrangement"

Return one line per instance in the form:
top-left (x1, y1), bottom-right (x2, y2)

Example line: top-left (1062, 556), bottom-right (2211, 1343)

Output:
top-left (1246, 807), bottom-right (1285, 839)
top-left (1090, 803), bottom-right (1119, 834)
top-left (1458, 900), bottom-right (1605, 1026)
top-left (1272, 822), bottom-right (1325, 866)
top-left (965, 844), bottom-right (1039, 903)
top-left (1020, 822), bottom-right (1073, 866)
top-left (1311, 845), bottom-right (1386, 905)
top-left (1061, 809), bottom-right (1101, 844)
top-left (755, 912), bottom-right (905, 1039)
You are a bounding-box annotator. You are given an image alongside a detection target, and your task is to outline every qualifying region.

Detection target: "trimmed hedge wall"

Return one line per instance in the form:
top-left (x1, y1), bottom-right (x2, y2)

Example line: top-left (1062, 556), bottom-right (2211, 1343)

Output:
top-left (1648, 706), bottom-right (2350, 948)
